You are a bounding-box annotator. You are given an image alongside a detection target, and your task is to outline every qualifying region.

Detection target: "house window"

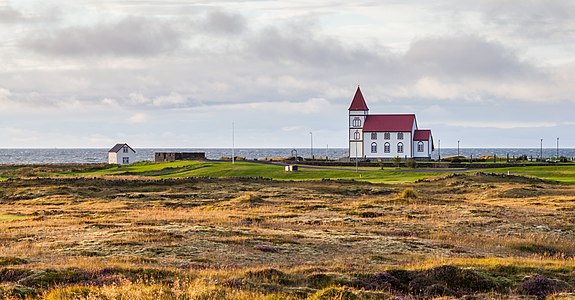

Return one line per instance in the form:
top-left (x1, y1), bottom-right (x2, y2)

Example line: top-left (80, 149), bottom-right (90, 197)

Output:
top-left (371, 142), bottom-right (377, 153)
top-left (397, 132), bottom-right (404, 140)
top-left (354, 131), bottom-right (360, 140)
top-left (352, 117), bottom-right (361, 127)
top-left (122, 157), bottom-right (130, 164)
top-left (371, 132), bottom-right (377, 140)
top-left (123, 146), bottom-right (129, 153)
top-left (418, 141), bottom-right (424, 152)
top-left (397, 142), bottom-right (404, 153)
top-left (384, 142), bottom-right (390, 153)
top-left (384, 132), bottom-right (390, 140)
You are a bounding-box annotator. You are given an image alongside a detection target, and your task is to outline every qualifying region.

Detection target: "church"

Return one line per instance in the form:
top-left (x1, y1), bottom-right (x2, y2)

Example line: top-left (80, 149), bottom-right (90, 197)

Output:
top-left (348, 87), bottom-right (434, 160)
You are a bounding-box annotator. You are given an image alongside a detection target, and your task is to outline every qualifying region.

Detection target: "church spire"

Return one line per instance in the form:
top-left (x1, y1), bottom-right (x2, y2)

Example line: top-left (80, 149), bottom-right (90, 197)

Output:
top-left (348, 86), bottom-right (369, 111)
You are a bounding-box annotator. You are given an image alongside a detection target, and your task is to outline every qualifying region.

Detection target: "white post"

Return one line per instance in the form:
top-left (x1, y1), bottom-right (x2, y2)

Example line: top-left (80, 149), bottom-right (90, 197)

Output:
top-left (232, 122), bottom-right (235, 164)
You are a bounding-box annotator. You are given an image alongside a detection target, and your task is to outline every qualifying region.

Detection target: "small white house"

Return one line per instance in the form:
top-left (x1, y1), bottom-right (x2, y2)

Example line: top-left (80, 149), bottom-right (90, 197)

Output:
top-left (108, 143), bottom-right (136, 165)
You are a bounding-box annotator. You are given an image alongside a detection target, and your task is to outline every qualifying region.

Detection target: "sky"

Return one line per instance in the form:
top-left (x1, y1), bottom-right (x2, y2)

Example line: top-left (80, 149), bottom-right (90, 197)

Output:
top-left (0, 0), bottom-right (574, 149)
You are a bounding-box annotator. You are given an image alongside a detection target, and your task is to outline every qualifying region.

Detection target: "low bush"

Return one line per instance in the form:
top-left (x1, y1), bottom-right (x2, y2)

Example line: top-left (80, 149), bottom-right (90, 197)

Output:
top-left (519, 275), bottom-right (573, 299)
top-left (401, 188), bottom-right (417, 199)
top-left (308, 287), bottom-right (359, 300)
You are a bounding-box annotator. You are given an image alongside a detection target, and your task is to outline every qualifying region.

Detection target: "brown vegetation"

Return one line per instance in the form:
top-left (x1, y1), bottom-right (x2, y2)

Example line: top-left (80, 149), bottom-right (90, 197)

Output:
top-left (1, 172), bottom-right (575, 298)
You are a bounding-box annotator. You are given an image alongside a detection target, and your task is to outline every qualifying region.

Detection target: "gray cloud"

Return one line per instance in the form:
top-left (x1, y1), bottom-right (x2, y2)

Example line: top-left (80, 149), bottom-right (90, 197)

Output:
top-left (199, 10), bottom-right (247, 35)
top-left (0, 4), bottom-right (23, 23)
top-left (21, 16), bottom-right (182, 56)
top-left (403, 35), bottom-right (540, 80)
top-left (450, 0), bottom-right (575, 40)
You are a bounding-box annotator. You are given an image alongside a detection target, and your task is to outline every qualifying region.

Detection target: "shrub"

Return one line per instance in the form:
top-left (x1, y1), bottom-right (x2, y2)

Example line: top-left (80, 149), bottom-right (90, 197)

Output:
top-left (519, 275), bottom-right (573, 299)
top-left (0, 257), bottom-right (28, 266)
top-left (246, 268), bottom-right (292, 285)
top-left (401, 189), bottom-right (417, 199)
top-left (44, 286), bottom-right (101, 300)
top-left (393, 156), bottom-right (402, 168)
top-left (358, 272), bottom-right (402, 291)
top-left (308, 287), bottom-right (359, 300)
top-left (405, 159), bottom-right (417, 169)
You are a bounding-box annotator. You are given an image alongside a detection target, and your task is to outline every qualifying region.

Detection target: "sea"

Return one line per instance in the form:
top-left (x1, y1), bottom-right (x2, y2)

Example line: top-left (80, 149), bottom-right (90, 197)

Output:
top-left (0, 148), bottom-right (574, 165)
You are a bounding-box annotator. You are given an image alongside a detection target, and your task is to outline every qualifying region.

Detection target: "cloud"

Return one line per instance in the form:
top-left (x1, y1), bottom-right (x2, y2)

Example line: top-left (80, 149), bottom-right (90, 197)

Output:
top-left (476, 0), bottom-right (575, 39)
top-left (128, 112), bottom-right (149, 124)
top-left (199, 10), bottom-right (247, 35)
top-left (21, 16), bottom-right (182, 56)
top-left (0, 5), bottom-right (23, 23)
top-left (248, 19), bottom-right (396, 72)
top-left (404, 35), bottom-right (538, 80)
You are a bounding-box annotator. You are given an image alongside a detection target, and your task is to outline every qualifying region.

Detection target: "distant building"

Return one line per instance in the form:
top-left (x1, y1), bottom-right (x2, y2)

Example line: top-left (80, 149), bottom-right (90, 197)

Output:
top-left (108, 143), bottom-right (136, 165)
top-left (155, 152), bottom-right (206, 162)
top-left (348, 87), bottom-right (434, 160)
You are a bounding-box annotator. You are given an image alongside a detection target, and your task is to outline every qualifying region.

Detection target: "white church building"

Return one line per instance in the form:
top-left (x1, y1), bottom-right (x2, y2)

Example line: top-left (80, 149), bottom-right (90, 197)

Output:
top-left (349, 87), bottom-right (434, 160)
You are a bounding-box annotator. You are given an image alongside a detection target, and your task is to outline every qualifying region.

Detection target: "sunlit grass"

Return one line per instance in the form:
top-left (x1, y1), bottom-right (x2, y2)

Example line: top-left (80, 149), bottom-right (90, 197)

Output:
top-left (0, 214), bottom-right (28, 221)
top-left (72, 160), bottom-right (448, 183)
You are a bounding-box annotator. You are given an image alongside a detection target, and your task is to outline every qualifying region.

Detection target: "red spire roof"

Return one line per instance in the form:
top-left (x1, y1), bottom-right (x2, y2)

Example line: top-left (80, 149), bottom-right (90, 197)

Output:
top-left (348, 86), bottom-right (369, 111)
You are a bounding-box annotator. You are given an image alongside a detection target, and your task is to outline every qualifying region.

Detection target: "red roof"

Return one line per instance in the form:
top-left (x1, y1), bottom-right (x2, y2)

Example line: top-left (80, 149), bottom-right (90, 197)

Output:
top-left (363, 114), bottom-right (416, 132)
top-left (413, 129), bottom-right (432, 141)
top-left (348, 86), bottom-right (369, 111)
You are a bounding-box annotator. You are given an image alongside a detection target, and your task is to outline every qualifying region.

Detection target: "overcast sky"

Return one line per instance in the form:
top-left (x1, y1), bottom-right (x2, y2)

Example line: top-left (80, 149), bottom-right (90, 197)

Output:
top-left (1, 0), bottom-right (574, 149)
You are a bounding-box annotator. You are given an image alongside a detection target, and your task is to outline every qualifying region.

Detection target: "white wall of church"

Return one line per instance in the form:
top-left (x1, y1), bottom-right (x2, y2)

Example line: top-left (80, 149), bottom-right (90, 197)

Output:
top-left (363, 132), bottom-right (412, 159)
top-left (413, 140), bottom-right (431, 159)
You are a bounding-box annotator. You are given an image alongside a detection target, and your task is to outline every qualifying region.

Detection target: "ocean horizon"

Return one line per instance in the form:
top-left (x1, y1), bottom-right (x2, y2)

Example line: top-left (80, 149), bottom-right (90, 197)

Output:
top-left (0, 148), bottom-right (573, 165)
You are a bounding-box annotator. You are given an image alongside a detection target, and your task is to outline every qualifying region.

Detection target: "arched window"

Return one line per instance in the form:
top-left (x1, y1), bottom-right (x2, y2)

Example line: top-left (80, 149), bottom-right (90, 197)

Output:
top-left (384, 132), bottom-right (390, 140)
top-left (397, 132), bottom-right (404, 140)
top-left (371, 132), bottom-right (377, 140)
top-left (371, 142), bottom-right (377, 153)
top-left (354, 131), bottom-right (360, 140)
top-left (352, 117), bottom-right (361, 127)
top-left (397, 142), bottom-right (404, 153)
top-left (384, 142), bottom-right (390, 153)
top-left (417, 141), bottom-right (424, 152)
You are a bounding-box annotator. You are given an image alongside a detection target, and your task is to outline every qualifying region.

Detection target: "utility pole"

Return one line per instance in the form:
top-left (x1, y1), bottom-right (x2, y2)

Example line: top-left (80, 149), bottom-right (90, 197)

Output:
top-left (457, 140), bottom-right (460, 157)
top-left (309, 132), bottom-right (313, 159)
top-left (557, 137), bottom-right (560, 159)
top-left (438, 139), bottom-right (441, 161)
top-left (232, 122), bottom-right (235, 164)
top-left (540, 138), bottom-right (543, 161)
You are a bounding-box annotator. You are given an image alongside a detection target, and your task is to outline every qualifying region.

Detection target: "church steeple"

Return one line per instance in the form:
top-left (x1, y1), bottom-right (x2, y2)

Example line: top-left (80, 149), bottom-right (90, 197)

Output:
top-left (348, 86), bottom-right (369, 111)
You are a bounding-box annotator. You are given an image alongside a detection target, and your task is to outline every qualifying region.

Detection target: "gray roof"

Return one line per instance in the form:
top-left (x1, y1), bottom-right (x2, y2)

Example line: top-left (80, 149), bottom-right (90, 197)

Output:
top-left (108, 143), bottom-right (135, 153)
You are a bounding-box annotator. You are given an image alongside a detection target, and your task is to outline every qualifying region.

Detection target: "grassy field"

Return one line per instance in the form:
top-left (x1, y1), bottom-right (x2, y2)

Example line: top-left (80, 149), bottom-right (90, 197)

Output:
top-left (61, 161), bottom-right (446, 184)
top-left (1, 163), bottom-right (575, 299)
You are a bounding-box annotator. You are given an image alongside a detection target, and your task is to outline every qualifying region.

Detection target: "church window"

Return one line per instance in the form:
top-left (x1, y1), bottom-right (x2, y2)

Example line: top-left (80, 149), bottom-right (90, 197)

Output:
top-left (384, 132), bottom-right (390, 140)
top-left (371, 142), bottom-right (377, 153)
top-left (353, 117), bottom-right (361, 127)
top-left (354, 131), bottom-right (360, 140)
top-left (397, 142), bottom-right (404, 153)
top-left (397, 132), bottom-right (404, 140)
top-left (384, 142), bottom-right (390, 153)
top-left (371, 132), bottom-right (377, 140)
top-left (418, 141), bottom-right (424, 152)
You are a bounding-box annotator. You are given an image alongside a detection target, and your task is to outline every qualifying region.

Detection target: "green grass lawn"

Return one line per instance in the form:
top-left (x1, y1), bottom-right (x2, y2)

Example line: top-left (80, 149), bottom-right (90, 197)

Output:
top-left (72, 161), bottom-right (445, 183)
top-left (47, 161), bottom-right (575, 184)
top-left (489, 166), bottom-right (575, 184)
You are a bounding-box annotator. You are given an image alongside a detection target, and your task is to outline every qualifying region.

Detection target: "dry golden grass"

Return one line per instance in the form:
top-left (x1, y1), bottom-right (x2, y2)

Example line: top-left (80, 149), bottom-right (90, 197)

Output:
top-left (1, 173), bottom-right (574, 298)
